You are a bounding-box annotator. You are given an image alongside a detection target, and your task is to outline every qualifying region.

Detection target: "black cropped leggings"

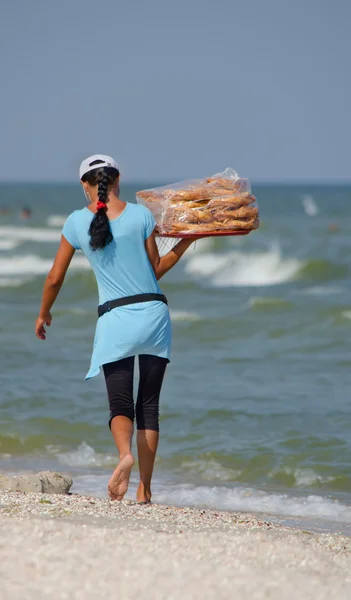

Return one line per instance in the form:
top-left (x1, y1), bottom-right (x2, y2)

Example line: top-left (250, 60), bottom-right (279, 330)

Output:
top-left (103, 355), bottom-right (168, 432)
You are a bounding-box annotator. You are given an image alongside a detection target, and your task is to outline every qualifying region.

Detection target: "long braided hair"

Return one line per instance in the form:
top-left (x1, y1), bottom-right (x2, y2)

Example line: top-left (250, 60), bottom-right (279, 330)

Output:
top-left (81, 160), bottom-right (119, 250)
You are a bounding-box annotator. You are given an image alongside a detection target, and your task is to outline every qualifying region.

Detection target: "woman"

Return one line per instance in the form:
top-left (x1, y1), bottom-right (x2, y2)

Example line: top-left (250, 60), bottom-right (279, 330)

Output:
top-left (35, 155), bottom-right (195, 503)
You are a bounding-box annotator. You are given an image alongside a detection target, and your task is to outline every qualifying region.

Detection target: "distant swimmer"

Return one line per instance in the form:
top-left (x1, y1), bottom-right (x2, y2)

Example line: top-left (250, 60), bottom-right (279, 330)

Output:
top-left (328, 223), bottom-right (339, 233)
top-left (20, 206), bottom-right (32, 220)
top-left (35, 154), bottom-right (197, 504)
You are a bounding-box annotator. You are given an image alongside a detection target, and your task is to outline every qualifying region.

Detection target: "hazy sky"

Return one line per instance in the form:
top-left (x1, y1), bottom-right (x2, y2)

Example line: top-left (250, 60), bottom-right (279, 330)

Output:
top-left (0, 0), bottom-right (350, 182)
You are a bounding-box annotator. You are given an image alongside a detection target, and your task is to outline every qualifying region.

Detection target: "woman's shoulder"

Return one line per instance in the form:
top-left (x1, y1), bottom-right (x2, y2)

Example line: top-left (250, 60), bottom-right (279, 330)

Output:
top-left (62, 208), bottom-right (91, 238)
top-left (65, 207), bottom-right (92, 225)
top-left (62, 209), bottom-right (90, 250)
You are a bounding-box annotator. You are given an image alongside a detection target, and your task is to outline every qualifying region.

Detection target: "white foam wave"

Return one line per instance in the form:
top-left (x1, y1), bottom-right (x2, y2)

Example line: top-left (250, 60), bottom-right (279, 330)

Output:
top-left (182, 459), bottom-right (241, 481)
top-left (185, 246), bottom-right (302, 287)
top-left (170, 310), bottom-right (201, 322)
top-left (0, 277), bottom-right (28, 287)
top-left (0, 253), bottom-right (89, 276)
top-left (71, 475), bottom-right (351, 523)
top-left (302, 194), bottom-right (319, 217)
top-left (341, 311), bottom-right (351, 321)
top-left (154, 484), bottom-right (351, 522)
top-left (293, 469), bottom-right (333, 486)
top-left (56, 442), bottom-right (116, 468)
top-left (268, 467), bottom-right (333, 487)
top-left (47, 215), bottom-right (67, 227)
top-left (0, 239), bottom-right (21, 250)
top-left (0, 226), bottom-right (61, 242)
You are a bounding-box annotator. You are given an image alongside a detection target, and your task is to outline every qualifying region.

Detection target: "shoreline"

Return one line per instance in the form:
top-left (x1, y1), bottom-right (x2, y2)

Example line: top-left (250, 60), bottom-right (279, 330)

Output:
top-left (1, 491), bottom-right (351, 599)
top-left (2, 479), bottom-right (351, 537)
top-left (70, 481), bottom-right (351, 538)
top-left (0, 490), bottom-right (286, 532)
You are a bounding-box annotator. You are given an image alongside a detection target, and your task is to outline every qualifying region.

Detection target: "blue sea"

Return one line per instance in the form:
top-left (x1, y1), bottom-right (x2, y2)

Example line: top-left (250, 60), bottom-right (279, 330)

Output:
top-left (1, 181), bottom-right (351, 533)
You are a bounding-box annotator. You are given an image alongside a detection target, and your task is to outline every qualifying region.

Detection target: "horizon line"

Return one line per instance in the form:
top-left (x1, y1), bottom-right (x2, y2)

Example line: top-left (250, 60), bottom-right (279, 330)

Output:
top-left (0, 178), bottom-right (351, 186)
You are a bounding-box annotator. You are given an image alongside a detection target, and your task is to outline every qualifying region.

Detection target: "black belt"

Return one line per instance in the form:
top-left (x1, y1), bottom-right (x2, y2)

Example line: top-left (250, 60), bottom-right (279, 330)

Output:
top-left (98, 293), bottom-right (168, 317)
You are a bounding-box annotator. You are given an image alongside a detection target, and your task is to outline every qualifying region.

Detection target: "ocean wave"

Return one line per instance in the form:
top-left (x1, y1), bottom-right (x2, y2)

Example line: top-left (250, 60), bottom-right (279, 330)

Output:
top-left (248, 296), bottom-right (293, 310)
top-left (185, 245), bottom-right (302, 287)
top-left (302, 194), bottom-right (319, 217)
top-left (268, 467), bottom-right (334, 487)
top-left (0, 433), bottom-right (50, 454)
top-left (0, 226), bottom-right (61, 242)
top-left (56, 442), bottom-right (116, 468)
top-left (170, 310), bottom-right (201, 322)
top-left (70, 475), bottom-right (351, 523)
top-left (0, 239), bottom-right (21, 250)
top-left (301, 286), bottom-right (345, 296)
top-left (0, 277), bottom-right (28, 287)
top-left (47, 215), bottom-right (67, 227)
top-left (2, 435), bottom-right (350, 523)
top-left (0, 253), bottom-right (89, 276)
top-left (154, 483), bottom-right (351, 522)
top-left (299, 260), bottom-right (347, 281)
top-left (182, 459), bottom-right (241, 481)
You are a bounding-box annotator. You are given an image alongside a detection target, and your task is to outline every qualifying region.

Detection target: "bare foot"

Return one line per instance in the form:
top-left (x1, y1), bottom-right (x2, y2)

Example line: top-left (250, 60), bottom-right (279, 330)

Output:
top-left (136, 483), bottom-right (152, 504)
top-left (108, 453), bottom-right (134, 501)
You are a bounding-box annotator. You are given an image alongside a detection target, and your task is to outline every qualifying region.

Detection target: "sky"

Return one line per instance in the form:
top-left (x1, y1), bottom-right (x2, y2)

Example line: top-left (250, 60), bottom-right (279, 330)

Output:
top-left (0, 0), bottom-right (350, 183)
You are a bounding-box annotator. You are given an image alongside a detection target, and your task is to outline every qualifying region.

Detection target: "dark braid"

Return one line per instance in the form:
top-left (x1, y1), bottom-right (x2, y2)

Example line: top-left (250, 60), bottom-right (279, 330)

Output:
top-left (81, 162), bottom-right (119, 251)
top-left (97, 171), bottom-right (109, 207)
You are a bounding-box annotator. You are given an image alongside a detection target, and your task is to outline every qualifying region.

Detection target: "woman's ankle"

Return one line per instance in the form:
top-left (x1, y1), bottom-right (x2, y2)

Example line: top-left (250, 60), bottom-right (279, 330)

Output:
top-left (119, 452), bottom-right (134, 461)
top-left (137, 481), bottom-right (152, 502)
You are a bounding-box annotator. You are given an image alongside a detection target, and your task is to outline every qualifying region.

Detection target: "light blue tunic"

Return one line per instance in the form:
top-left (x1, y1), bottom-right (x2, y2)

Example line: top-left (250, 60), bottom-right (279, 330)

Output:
top-left (62, 203), bottom-right (172, 379)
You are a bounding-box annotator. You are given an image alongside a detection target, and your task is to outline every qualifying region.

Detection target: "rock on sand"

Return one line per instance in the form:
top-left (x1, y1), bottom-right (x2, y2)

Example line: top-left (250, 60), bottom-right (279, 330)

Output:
top-left (0, 471), bottom-right (72, 494)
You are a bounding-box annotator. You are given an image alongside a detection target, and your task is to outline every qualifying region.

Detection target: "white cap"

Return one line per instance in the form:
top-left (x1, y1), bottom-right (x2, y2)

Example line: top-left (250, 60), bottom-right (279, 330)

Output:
top-left (79, 154), bottom-right (119, 179)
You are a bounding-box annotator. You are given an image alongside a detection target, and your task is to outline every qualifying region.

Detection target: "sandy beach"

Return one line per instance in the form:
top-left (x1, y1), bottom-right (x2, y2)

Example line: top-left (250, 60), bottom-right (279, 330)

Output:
top-left (1, 491), bottom-right (350, 599)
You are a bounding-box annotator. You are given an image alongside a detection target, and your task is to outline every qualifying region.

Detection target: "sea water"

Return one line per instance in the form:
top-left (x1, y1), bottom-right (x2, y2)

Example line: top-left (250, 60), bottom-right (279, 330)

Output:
top-left (1, 181), bottom-right (351, 530)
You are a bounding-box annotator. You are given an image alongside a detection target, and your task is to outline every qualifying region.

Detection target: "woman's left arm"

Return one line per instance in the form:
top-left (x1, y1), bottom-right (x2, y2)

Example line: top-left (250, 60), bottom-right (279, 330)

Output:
top-left (35, 236), bottom-right (76, 340)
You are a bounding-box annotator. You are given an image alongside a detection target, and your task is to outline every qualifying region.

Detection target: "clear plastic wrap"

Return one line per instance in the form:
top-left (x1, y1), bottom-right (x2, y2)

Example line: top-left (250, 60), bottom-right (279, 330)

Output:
top-left (136, 168), bottom-right (259, 237)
